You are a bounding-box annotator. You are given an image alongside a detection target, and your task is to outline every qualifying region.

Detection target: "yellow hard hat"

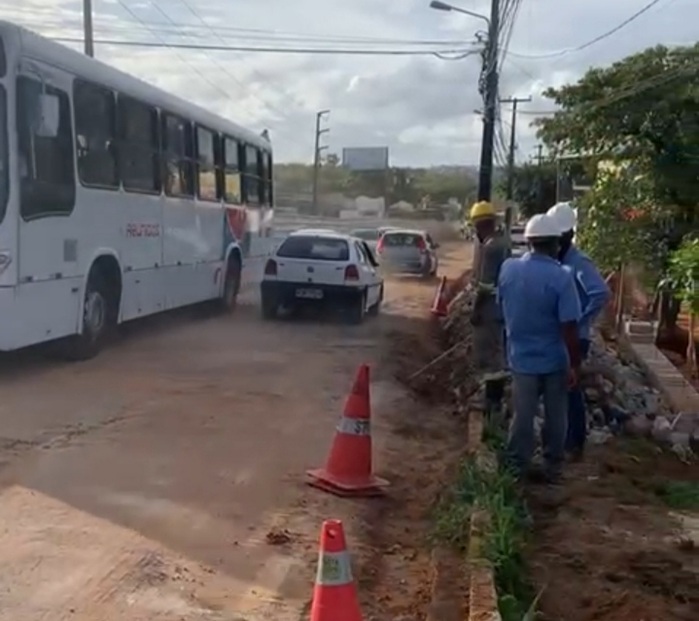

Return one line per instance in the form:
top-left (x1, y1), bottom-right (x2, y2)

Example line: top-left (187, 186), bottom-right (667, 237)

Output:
top-left (470, 201), bottom-right (496, 220)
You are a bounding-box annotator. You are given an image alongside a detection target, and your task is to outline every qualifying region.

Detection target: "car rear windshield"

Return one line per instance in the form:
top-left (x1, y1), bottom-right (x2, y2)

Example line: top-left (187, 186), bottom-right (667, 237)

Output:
top-left (277, 236), bottom-right (350, 261)
top-left (382, 232), bottom-right (424, 247)
top-left (352, 229), bottom-right (379, 241)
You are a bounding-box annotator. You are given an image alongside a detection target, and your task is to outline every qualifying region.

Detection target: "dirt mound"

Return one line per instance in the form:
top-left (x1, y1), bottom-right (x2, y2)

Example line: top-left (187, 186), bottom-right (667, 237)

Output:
top-left (396, 270), bottom-right (479, 404)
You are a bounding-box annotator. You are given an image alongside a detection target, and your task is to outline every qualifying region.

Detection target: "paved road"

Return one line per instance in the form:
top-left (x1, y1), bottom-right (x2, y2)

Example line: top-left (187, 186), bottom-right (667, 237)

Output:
top-left (0, 244), bottom-right (469, 620)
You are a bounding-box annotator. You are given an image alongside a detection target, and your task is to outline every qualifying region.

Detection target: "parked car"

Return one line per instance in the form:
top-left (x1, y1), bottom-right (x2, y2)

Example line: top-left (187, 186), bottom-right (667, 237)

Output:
top-left (260, 229), bottom-right (383, 324)
top-left (375, 229), bottom-right (439, 277)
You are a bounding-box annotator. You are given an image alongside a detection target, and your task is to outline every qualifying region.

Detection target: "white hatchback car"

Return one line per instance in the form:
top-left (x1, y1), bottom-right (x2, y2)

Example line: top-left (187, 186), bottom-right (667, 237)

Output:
top-left (260, 230), bottom-right (384, 323)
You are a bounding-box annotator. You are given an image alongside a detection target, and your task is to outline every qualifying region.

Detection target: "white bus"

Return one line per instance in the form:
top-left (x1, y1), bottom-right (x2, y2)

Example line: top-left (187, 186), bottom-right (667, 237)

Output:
top-left (0, 21), bottom-right (274, 359)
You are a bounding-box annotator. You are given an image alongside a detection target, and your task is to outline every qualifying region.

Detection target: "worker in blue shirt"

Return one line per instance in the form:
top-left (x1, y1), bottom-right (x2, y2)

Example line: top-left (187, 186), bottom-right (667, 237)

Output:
top-left (497, 214), bottom-right (582, 483)
top-left (547, 202), bottom-right (611, 459)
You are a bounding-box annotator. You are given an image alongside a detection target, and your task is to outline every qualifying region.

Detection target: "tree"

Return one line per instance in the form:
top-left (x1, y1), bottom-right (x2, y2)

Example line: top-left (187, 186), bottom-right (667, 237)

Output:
top-left (667, 237), bottom-right (699, 374)
top-left (500, 161), bottom-right (558, 218)
top-left (535, 43), bottom-right (699, 210)
top-left (532, 43), bottom-right (699, 328)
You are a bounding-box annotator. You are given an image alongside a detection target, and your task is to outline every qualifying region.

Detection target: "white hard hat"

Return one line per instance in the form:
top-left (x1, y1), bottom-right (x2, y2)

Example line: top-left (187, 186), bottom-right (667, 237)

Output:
top-left (524, 214), bottom-right (561, 239)
top-left (547, 202), bottom-right (577, 233)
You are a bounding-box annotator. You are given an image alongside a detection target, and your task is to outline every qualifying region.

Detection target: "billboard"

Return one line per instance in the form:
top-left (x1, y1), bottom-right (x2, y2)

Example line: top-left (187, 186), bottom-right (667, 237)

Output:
top-left (342, 147), bottom-right (389, 172)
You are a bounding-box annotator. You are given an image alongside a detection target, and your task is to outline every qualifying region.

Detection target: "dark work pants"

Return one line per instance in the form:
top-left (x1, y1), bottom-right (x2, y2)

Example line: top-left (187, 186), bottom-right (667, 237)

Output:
top-left (565, 338), bottom-right (591, 453)
top-left (508, 370), bottom-right (568, 476)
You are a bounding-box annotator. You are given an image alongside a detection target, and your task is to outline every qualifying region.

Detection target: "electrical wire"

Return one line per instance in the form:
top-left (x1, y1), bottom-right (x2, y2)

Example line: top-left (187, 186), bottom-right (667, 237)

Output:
top-left (111, 0), bottom-right (234, 105)
top-left (6, 6), bottom-right (478, 47)
top-left (52, 36), bottom-right (480, 56)
top-left (507, 0), bottom-right (667, 59)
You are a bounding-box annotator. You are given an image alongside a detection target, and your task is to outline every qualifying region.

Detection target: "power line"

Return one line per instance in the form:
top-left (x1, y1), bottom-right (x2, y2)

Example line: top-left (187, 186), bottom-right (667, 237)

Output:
top-left (7, 7), bottom-right (477, 47)
top-left (53, 36), bottom-right (479, 56)
top-left (157, 0), bottom-right (293, 124)
top-left (507, 0), bottom-right (666, 59)
top-left (111, 0), bottom-right (233, 104)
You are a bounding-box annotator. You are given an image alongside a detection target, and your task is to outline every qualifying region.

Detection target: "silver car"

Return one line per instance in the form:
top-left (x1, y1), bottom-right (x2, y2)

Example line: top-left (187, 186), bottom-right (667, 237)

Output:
top-left (350, 228), bottom-right (382, 253)
top-left (376, 229), bottom-right (439, 277)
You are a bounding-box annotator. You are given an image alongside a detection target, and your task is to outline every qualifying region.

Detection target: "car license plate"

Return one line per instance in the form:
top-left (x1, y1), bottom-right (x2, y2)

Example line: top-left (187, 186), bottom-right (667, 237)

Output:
top-left (295, 288), bottom-right (323, 299)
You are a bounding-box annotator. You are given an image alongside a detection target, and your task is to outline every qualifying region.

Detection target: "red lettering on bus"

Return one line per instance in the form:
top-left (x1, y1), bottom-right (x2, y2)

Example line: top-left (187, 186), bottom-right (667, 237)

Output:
top-left (126, 223), bottom-right (160, 238)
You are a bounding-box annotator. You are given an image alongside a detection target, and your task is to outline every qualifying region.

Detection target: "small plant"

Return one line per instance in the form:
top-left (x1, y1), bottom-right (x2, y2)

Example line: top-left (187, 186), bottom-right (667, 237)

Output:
top-left (666, 236), bottom-right (699, 374)
top-left (432, 450), bottom-right (536, 621)
top-left (655, 479), bottom-right (699, 511)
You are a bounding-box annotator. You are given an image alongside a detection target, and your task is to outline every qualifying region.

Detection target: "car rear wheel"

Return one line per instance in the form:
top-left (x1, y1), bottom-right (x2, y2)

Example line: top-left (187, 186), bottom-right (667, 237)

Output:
top-left (347, 290), bottom-right (366, 325)
top-left (368, 285), bottom-right (383, 317)
top-left (261, 291), bottom-right (278, 320)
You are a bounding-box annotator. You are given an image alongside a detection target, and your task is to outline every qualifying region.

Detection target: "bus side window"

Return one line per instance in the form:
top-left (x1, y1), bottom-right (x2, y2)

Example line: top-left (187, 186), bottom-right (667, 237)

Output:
top-left (223, 136), bottom-right (241, 204)
top-left (242, 144), bottom-right (259, 206)
top-left (73, 80), bottom-right (118, 189)
top-left (162, 113), bottom-right (194, 198)
top-left (195, 126), bottom-right (217, 202)
top-left (16, 76), bottom-right (75, 220)
top-left (118, 95), bottom-right (160, 194)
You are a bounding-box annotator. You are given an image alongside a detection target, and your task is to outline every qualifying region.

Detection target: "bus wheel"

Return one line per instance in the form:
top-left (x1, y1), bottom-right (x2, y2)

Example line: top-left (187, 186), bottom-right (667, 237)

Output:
top-left (60, 272), bottom-right (113, 361)
top-left (220, 254), bottom-right (241, 312)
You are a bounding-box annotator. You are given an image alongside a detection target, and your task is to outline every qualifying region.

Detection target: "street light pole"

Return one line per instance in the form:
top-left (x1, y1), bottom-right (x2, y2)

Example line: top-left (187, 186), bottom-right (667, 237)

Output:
top-left (83, 0), bottom-right (94, 57)
top-left (429, 0), bottom-right (500, 202)
top-left (476, 0), bottom-right (500, 202)
top-left (311, 110), bottom-right (330, 215)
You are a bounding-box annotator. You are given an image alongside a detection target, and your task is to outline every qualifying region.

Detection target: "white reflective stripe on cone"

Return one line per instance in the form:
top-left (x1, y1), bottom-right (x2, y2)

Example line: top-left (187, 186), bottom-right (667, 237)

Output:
top-left (316, 550), bottom-right (353, 586)
top-left (336, 416), bottom-right (371, 436)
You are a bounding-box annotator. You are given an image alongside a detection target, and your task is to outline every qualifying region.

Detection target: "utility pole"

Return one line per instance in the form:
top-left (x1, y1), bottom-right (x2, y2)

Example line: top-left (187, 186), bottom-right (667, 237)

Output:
top-left (83, 0), bottom-right (94, 57)
top-left (533, 143), bottom-right (544, 212)
top-left (500, 95), bottom-right (531, 201)
top-left (533, 144), bottom-right (543, 167)
top-left (311, 110), bottom-right (330, 214)
top-left (476, 0), bottom-right (501, 202)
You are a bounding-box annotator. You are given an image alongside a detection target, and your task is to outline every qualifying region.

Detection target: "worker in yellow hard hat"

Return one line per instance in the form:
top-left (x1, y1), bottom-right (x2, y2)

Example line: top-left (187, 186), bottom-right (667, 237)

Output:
top-left (469, 200), bottom-right (511, 423)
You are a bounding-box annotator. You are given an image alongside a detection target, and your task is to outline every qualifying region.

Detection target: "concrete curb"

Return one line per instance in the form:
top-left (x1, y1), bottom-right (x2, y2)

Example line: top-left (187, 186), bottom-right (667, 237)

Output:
top-left (465, 410), bottom-right (502, 621)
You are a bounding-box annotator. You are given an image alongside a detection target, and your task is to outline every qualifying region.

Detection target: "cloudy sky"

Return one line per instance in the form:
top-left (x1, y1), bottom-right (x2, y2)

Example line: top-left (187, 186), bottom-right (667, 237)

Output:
top-left (3, 0), bottom-right (697, 167)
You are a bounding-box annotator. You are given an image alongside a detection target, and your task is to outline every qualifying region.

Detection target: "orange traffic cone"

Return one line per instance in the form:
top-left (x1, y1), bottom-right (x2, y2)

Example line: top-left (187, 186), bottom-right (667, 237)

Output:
top-left (310, 520), bottom-right (363, 621)
top-left (430, 276), bottom-right (449, 317)
top-left (306, 364), bottom-right (388, 497)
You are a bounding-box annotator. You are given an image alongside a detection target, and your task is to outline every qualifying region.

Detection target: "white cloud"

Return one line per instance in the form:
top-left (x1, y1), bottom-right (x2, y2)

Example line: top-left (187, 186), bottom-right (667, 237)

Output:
top-left (1, 0), bottom-right (696, 166)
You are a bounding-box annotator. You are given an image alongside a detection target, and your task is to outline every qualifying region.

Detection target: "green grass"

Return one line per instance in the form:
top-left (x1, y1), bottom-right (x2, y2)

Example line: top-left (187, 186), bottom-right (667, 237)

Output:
top-left (433, 431), bottom-right (536, 621)
top-left (655, 480), bottom-right (699, 510)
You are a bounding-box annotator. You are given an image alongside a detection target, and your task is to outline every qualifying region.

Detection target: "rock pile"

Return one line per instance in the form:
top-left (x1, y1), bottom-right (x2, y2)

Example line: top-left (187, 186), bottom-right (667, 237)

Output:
top-left (583, 337), bottom-right (699, 456)
top-left (437, 278), bottom-right (698, 455)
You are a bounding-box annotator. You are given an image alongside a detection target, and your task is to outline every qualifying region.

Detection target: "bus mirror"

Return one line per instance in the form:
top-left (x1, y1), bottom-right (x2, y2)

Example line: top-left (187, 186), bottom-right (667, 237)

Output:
top-left (34, 93), bottom-right (60, 138)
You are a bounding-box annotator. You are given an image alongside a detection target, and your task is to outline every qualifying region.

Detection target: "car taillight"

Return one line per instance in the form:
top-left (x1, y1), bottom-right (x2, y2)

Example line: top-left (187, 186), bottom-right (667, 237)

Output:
top-left (344, 264), bottom-right (360, 281)
top-left (376, 238), bottom-right (384, 253)
top-left (264, 259), bottom-right (277, 276)
top-left (417, 237), bottom-right (427, 252)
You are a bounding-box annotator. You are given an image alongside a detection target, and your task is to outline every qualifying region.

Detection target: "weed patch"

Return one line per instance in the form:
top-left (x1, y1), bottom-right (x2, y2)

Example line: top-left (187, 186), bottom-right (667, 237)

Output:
top-left (655, 479), bottom-right (699, 510)
top-left (433, 444), bottom-right (536, 621)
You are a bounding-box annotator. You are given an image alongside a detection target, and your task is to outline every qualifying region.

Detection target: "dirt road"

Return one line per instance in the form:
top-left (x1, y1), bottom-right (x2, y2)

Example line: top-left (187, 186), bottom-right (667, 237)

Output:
top-left (0, 243), bottom-right (471, 620)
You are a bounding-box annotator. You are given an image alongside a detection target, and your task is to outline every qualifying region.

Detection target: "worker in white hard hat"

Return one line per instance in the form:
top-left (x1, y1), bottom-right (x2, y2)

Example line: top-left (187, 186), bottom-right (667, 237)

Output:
top-left (547, 202), bottom-right (610, 460)
top-left (496, 213), bottom-right (582, 483)
top-left (469, 201), bottom-right (511, 422)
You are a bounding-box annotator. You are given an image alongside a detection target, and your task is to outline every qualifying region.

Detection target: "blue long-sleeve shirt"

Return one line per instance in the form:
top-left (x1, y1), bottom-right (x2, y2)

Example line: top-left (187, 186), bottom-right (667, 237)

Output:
top-left (560, 246), bottom-right (610, 341)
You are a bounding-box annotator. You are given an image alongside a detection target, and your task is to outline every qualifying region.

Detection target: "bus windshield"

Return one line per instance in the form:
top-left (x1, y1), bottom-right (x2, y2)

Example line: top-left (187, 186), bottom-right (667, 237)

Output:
top-left (0, 85), bottom-right (7, 224)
